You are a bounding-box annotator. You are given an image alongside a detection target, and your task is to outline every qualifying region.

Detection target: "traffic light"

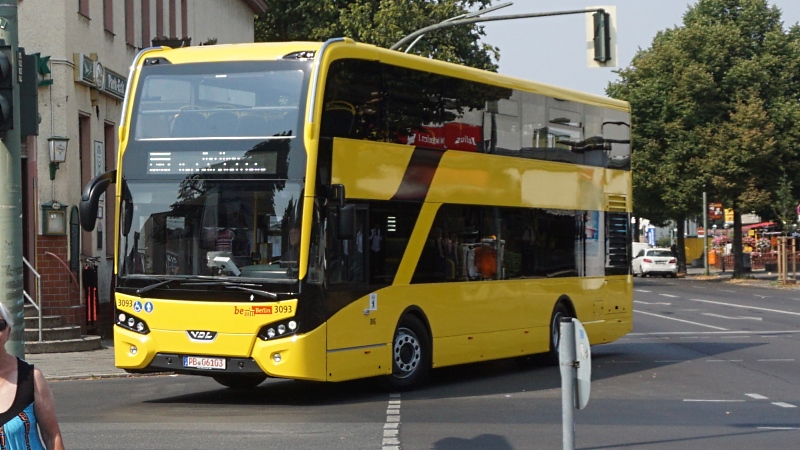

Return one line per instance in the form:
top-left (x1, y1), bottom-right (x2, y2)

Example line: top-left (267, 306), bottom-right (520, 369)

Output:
top-left (592, 10), bottom-right (611, 63)
top-left (0, 45), bottom-right (14, 133)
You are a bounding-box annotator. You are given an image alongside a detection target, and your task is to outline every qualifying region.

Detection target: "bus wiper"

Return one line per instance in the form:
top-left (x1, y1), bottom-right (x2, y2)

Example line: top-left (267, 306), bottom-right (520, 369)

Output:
top-left (225, 285), bottom-right (278, 299)
top-left (180, 280), bottom-right (279, 299)
top-left (136, 279), bottom-right (176, 295)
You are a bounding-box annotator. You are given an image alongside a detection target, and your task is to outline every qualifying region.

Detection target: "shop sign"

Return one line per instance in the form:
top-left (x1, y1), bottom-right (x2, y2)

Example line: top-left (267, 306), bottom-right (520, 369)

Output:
top-left (72, 53), bottom-right (127, 100)
top-left (103, 69), bottom-right (127, 100)
top-left (73, 53), bottom-right (95, 86)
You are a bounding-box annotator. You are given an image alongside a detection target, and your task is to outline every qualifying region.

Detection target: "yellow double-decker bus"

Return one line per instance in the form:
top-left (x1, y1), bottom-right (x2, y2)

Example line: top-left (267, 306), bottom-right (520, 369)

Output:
top-left (81, 38), bottom-right (632, 389)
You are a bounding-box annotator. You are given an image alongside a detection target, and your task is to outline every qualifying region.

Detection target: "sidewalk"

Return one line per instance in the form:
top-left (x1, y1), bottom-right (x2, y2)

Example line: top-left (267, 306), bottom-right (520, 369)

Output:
top-left (24, 341), bottom-right (152, 381)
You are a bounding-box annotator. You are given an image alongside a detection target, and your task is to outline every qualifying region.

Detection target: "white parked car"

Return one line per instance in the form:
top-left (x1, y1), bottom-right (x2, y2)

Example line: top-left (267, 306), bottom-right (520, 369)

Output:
top-left (632, 247), bottom-right (678, 278)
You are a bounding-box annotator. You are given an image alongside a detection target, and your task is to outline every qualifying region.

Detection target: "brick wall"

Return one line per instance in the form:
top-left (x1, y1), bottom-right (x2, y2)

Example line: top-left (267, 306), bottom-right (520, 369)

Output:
top-left (35, 236), bottom-right (84, 328)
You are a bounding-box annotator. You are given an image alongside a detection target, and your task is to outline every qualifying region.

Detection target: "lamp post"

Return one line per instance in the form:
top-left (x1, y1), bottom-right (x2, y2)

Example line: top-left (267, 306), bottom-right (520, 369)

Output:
top-left (47, 136), bottom-right (69, 180)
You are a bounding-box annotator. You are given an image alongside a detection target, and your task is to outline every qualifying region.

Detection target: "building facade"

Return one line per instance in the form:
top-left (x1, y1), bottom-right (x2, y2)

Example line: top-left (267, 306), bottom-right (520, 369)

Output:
top-left (18, 0), bottom-right (267, 336)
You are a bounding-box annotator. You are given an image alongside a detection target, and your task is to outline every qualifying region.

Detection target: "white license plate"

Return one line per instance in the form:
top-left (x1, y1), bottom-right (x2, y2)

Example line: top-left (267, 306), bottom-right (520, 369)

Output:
top-left (183, 356), bottom-right (226, 370)
top-left (655, 261), bottom-right (666, 264)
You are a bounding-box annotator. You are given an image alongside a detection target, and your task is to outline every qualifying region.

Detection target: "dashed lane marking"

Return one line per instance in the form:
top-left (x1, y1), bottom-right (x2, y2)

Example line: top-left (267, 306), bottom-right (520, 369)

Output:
top-left (635, 300), bottom-right (672, 305)
top-left (689, 298), bottom-right (800, 317)
top-left (701, 312), bottom-right (762, 321)
top-left (635, 310), bottom-right (729, 330)
top-left (383, 394), bottom-right (401, 450)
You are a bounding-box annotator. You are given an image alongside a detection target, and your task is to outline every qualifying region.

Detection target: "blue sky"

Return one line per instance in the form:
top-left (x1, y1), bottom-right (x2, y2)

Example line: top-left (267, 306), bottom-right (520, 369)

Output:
top-left (482, 0), bottom-right (800, 96)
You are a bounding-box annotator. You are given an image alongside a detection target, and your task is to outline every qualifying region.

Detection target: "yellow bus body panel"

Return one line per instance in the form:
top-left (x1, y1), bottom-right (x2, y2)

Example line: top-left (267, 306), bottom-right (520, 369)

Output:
top-left (324, 275), bottom-right (632, 378)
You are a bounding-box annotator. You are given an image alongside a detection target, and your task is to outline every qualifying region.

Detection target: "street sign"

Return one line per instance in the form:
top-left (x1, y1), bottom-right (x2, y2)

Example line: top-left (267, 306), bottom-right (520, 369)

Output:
top-left (574, 320), bottom-right (591, 410)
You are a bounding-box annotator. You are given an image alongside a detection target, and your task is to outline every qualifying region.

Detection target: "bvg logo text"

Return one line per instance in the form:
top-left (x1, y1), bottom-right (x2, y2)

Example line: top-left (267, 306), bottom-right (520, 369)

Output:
top-left (234, 306), bottom-right (273, 316)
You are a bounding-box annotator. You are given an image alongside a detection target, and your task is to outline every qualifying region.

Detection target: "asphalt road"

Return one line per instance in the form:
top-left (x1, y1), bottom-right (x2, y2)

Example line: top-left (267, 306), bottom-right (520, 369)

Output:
top-left (50, 277), bottom-right (800, 449)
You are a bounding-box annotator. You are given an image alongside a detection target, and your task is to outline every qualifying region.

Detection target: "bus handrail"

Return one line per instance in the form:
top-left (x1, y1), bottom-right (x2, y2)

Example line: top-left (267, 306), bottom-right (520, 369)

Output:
top-left (22, 257), bottom-right (43, 342)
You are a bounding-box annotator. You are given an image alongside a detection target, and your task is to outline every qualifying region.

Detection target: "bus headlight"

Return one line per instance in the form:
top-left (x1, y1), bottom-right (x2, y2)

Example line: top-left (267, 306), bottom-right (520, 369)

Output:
top-left (116, 311), bottom-right (150, 335)
top-left (258, 319), bottom-right (299, 341)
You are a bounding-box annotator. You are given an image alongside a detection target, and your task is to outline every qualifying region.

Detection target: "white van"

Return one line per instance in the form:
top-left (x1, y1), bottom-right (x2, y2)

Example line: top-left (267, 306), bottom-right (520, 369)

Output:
top-left (632, 242), bottom-right (650, 259)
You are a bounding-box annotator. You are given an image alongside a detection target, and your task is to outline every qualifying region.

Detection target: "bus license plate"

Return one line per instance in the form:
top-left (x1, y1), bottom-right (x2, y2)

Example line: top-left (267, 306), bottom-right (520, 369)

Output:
top-left (183, 356), bottom-right (226, 370)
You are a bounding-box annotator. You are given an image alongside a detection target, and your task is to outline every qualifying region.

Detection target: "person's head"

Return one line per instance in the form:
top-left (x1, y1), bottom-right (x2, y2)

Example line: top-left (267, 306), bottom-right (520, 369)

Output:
top-left (289, 227), bottom-right (300, 245)
top-left (0, 303), bottom-right (14, 332)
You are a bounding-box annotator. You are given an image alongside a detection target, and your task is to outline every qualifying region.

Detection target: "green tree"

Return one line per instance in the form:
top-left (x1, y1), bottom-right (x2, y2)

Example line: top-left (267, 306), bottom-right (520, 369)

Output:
top-left (607, 0), bottom-right (800, 277)
top-left (254, 0), bottom-right (499, 71)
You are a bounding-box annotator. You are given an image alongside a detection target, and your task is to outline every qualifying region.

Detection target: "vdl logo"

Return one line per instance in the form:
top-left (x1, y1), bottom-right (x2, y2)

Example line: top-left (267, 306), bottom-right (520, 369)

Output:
top-left (186, 330), bottom-right (217, 342)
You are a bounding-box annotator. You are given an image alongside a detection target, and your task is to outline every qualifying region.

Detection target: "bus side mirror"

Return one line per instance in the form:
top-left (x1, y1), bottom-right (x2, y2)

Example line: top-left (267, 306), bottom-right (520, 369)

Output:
top-left (80, 170), bottom-right (116, 232)
top-left (329, 183), bottom-right (345, 207)
top-left (338, 204), bottom-right (354, 240)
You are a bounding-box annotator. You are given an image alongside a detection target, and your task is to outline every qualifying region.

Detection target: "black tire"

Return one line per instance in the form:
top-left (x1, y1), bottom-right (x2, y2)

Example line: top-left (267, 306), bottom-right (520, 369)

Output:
top-left (212, 374), bottom-right (267, 390)
top-left (548, 302), bottom-right (571, 363)
top-left (385, 315), bottom-right (431, 390)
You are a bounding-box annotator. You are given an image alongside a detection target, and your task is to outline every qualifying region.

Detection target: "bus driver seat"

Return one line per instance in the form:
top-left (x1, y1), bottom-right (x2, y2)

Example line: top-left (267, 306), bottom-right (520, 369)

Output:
top-left (320, 100), bottom-right (356, 138)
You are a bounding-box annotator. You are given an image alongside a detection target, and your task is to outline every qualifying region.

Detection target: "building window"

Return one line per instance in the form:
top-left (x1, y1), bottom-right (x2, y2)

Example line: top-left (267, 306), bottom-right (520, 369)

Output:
top-left (141, 0), bottom-right (151, 48)
top-left (125, 0), bottom-right (134, 46)
top-left (79, 0), bottom-right (89, 18)
top-left (104, 0), bottom-right (114, 33)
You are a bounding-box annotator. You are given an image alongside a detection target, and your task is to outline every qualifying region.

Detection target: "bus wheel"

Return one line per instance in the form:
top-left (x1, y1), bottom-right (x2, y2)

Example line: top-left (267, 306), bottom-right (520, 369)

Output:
top-left (212, 374), bottom-right (267, 390)
top-left (548, 302), bottom-right (571, 363)
top-left (386, 316), bottom-right (431, 390)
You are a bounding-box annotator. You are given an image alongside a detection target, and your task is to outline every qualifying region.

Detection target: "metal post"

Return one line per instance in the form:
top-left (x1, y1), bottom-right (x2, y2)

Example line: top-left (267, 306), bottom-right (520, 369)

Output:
top-left (703, 190), bottom-right (709, 276)
top-left (560, 318), bottom-right (576, 450)
top-left (0, 1), bottom-right (24, 358)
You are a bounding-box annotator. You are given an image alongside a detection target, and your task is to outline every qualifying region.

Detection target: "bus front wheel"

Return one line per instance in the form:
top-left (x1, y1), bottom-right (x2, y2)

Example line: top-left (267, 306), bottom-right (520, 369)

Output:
top-left (212, 374), bottom-right (267, 390)
top-left (386, 315), bottom-right (431, 390)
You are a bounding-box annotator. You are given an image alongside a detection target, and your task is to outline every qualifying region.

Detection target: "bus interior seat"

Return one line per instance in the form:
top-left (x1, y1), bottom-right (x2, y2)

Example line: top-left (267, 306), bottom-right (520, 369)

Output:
top-left (171, 112), bottom-right (207, 137)
top-left (270, 111), bottom-right (298, 136)
top-left (205, 111), bottom-right (239, 137)
top-left (136, 113), bottom-right (171, 139)
top-left (321, 101), bottom-right (356, 137)
top-left (237, 113), bottom-right (269, 137)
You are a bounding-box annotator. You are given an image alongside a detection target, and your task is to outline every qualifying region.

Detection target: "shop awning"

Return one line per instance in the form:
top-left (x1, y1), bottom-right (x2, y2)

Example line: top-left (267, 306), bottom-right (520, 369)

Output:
top-left (742, 221), bottom-right (776, 231)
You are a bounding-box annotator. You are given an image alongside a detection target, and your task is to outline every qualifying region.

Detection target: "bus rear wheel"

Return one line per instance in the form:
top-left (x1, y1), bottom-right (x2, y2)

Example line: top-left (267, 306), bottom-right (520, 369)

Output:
top-left (212, 374), bottom-right (267, 390)
top-left (548, 302), bottom-right (571, 363)
top-left (385, 315), bottom-right (431, 390)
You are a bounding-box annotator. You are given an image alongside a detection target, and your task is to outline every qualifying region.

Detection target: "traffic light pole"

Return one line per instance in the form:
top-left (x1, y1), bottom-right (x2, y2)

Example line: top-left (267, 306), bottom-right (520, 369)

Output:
top-left (390, 8), bottom-right (608, 53)
top-left (0, 1), bottom-right (25, 358)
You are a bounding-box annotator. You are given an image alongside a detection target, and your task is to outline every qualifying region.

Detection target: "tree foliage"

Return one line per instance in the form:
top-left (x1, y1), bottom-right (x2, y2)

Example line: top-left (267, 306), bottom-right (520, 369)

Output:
top-left (607, 0), bottom-right (800, 276)
top-left (255, 0), bottom-right (499, 71)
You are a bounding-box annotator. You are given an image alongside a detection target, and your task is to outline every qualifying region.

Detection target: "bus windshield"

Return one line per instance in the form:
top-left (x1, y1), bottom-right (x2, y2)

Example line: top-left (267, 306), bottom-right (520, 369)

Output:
top-left (119, 178), bottom-right (304, 282)
top-left (131, 61), bottom-right (306, 141)
top-left (119, 60), bottom-right (311, 284)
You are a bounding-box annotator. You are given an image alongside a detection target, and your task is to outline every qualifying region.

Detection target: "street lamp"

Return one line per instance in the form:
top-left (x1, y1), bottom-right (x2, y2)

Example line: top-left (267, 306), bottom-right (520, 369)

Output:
top-left (48, 136), bottom-right (69, 180)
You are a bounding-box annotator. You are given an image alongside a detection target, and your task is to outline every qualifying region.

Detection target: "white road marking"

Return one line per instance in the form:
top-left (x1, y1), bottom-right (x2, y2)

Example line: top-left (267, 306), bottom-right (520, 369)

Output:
top-left (701, 312), bottom-right (762, 321)
top-left (634, 301), bottom-right (672, 305)
top-left (659, 294), bottom-right (680, 298)
top-left (757, 426), bottom-right (800, 430)
top-left (772, 402), bottom-right (797, 408)
top-left (745, 393), bottom-right (769, 400)
top-left (684, 399), bottom-right (744, 402)
top-left (689, 298), bottom-right (800, 317)
top-left (383, 394), bottom-right (401, 449)
top-left (629, 330), bottom-right (800, 336)
top-left (757, 359), bottom-right (795, 362)
top-left (635, 289), bottom-right (652, 293)
top-left (635, 310), bottom-right (729, 330)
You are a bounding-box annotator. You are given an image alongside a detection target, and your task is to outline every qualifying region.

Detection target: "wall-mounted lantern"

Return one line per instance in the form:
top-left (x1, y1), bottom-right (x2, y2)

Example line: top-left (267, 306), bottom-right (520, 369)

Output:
top-left (41, 201), bottom-right (67, 235)
top-left (48, 136), bottom-right (69, 180)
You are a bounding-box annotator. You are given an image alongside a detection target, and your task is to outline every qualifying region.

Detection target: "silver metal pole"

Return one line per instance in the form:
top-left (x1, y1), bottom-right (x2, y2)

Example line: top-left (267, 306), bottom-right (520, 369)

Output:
top-left (560, 318), bottom-right (576, 450)
top-left (703, 190), bottom-right (709, 276)
top-left (0, 1), bottom-right (25, 358)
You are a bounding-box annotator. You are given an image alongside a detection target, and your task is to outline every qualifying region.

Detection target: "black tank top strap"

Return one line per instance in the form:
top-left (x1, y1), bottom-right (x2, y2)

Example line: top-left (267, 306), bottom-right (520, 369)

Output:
top-left (0, 358), bottom-right (35, 426)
